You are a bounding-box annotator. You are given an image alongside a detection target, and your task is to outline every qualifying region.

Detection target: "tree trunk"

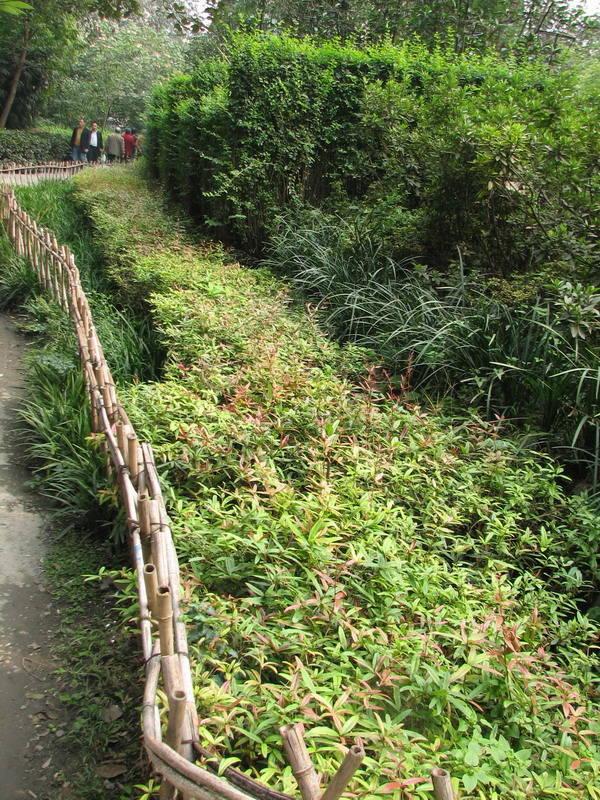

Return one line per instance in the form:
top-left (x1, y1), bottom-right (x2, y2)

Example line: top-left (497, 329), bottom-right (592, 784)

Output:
top-left (0, 22), bottom-right (30, 130)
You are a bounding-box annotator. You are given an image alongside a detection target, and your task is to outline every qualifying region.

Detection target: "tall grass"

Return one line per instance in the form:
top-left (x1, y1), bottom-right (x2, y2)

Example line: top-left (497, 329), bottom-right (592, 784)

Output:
top-left (266, 214), bottom-right (600, 486)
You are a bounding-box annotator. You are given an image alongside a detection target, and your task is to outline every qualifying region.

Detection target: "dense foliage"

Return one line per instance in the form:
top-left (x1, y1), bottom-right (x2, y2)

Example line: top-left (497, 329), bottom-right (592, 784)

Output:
top-left (0, 127), bottom-right (70, 162)
top-left (147, 35), bottom-right (598, 274)
top-left (147, 34), bottom-right (600, 480)
top-left (8, 169), bottom-right (596, 799)
top-left (205, 0), bottom-right (599, 56)
top-left (0, 0), bottom-right (143, 129)
top-left (44, 19), bottom-right (186, 129)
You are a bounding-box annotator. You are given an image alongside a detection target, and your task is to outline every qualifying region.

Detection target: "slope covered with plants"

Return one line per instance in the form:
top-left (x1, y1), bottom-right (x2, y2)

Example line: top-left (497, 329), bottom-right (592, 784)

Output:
top-left (15, 167), bottom-right (593, 799)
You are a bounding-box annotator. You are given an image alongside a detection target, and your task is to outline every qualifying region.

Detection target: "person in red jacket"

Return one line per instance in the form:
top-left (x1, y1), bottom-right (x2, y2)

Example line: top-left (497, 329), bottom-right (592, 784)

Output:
top-left (123, 129), bottom-right (135, 161)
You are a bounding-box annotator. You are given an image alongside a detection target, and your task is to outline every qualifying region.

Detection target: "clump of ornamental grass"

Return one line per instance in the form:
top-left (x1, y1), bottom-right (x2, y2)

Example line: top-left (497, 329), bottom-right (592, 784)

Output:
top-left (266, 213), bottom-right (600, 488)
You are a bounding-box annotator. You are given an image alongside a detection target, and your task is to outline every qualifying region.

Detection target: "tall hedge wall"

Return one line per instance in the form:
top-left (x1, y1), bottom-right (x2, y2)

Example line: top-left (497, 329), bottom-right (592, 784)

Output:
top-left (146, 35), bottom-right (598, 275)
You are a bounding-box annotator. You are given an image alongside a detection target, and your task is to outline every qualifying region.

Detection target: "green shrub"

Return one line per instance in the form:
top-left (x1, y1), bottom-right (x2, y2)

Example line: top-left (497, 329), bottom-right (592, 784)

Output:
top-left (0, 128), bottom-right (71, 163)
top-left (71, 168), bottom-right (600, 799)
top-left (146, 34), bottom-right (598, 279)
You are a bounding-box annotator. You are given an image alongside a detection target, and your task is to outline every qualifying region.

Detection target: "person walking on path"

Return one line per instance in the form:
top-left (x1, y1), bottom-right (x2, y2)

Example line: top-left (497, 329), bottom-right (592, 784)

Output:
top-left (122, 128), bottom-right (135, 161)
top-left (105, 127), bottom-right (124, 163)
top-left (87, 121), bottom-right (103, 163)
top-left (70, 117), bottom-right (90, 162)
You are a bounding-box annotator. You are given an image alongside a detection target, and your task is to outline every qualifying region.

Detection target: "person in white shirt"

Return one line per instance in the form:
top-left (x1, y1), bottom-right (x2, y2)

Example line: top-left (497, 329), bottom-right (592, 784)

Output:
top-left (87, 121), bottom-right (104, 163)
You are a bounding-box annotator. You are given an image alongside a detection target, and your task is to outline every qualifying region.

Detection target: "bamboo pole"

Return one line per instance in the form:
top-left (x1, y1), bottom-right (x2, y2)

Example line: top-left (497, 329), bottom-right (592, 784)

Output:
top-left (321, 741), bottom-right (365, 800)
top-left (156, 585), bottom-right (174, 656)
top-left (144, 563), bottom-right (158, 614)
top-left (280, 724), bottom-right (321, 800)
top-left (127, 431), bottom-right (139, 483)
top-left (431, 768), bottom-right (454, 800)
top-left (166, 689), bottom-right (187, 752)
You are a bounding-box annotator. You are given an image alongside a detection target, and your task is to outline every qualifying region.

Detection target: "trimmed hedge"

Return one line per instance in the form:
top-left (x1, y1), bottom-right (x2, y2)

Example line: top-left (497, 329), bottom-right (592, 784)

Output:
top-left (0, 128), bottom-right (71, 164)
top-left (146, 34), bottom-right (598, 278)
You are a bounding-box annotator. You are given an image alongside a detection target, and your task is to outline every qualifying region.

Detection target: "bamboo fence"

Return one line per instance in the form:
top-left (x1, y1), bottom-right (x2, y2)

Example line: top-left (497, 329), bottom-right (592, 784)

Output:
top-left (0, 169), bottom-right (456, 800)
top-left (0, 160), bottom-right (86, 185)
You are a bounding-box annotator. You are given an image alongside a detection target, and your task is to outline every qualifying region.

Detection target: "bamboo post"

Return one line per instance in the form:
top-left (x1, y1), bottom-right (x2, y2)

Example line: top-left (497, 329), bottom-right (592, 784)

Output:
top-left (127, 430), bottom-right (139, 483)
top-left (431, 768), bottom-right (454, 800)
top-left (149, 500), bottom-right (169, 585)
top-left (156, 585), bottom-right (174, 656)
top-left (116, 419), bottom-right (126, 457)
top-left (280, 724), bottom-right (320, 800)
top-left (101, 363), bottom-right (114, 421)
top-left (166, 689), bottom-right (187, 752)
top-left (143, 563), bottom-right (158, 614)
top-left (321, 741), bottom-right (365, 800)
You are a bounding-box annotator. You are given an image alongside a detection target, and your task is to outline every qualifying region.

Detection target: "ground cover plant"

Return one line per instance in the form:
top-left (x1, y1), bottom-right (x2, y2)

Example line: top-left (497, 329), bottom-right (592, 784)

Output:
top-left (264, 216), bottom-right (600, 486)
top-left (65, 167), bottom-right (600, 799)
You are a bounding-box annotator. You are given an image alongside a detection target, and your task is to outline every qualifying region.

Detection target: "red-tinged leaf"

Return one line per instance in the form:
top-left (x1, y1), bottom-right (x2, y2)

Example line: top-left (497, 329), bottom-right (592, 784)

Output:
top-left (378, 777), bottom-right (429, 793)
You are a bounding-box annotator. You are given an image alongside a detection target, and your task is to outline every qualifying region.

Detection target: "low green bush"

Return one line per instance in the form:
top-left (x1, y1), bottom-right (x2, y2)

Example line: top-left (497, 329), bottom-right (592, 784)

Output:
top-left (0, 128), bottom-right (70, 163)
top-left (70, 168), bottom-right (600, 799)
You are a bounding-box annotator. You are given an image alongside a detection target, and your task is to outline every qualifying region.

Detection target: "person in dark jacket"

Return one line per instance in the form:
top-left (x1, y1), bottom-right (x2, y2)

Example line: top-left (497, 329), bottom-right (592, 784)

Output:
top-left (70, 117), bottom-right (90, 161)
top-left (87, 121), bottom-right (103, 163)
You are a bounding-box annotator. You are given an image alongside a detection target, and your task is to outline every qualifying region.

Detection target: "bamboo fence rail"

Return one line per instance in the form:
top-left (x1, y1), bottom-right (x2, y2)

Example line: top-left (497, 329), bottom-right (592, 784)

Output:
top-left (0, 169), bottom-right (456, 800)
top-left (0, 160), bottom-right (86, 185)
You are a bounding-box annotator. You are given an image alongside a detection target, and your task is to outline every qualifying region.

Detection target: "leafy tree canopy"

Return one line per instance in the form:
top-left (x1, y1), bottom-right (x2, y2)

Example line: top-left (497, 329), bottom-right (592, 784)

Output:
top-left (0, 0), bottom-right (144, 128)
top-left (205, 0), bottom-right (600, 56)
top-left (44, 19), bottom-right (186, 129)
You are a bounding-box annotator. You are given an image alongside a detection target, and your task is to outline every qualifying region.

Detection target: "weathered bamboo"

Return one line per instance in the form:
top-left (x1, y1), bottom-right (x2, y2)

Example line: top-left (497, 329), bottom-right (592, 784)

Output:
top-left (127, 431), bottom-right (139, 483)
top-left (156, 585), bottom-right (174, 656)
top-left (116, 419), bottom-right (127, 457)
top-left (280, 724), bottom-right (321, 800)
top-left (149, 500), bottom-right (169, 587)
top-left (144, 563), bottom-right (158, 614)
top-left (321, 741), bottom-right (365, 800)
top-left (143, 642), bottom-right (162, 741)
top-left (166, 688), bottom-right (187, 752)
top-left (431, 768), bottom-right (454, 800)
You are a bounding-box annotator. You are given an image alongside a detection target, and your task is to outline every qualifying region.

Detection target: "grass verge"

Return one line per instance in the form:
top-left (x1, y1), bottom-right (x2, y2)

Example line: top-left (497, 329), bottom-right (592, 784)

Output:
top-left (0, 189), bottom-right (148, 798)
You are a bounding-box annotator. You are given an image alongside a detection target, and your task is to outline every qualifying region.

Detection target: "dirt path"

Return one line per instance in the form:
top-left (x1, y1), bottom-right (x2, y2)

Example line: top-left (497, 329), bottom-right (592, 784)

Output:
top-left (0, 313), bottom-right (69, 799)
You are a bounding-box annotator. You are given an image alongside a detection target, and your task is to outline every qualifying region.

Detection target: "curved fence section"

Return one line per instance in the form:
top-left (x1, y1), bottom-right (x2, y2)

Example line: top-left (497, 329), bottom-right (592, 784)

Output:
top-left (0, 173), bottom-right (456, 800)
top-left (0, 160), bottom-right (86, 185)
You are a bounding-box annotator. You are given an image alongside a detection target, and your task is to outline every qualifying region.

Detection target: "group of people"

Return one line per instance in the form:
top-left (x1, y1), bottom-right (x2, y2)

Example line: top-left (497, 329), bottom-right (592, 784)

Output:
top-left (70, 118), bottom-right (141, 163)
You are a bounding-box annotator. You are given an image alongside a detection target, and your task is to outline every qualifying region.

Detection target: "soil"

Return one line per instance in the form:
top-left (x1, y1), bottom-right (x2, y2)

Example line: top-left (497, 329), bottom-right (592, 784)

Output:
top-left (0, 313), bottom-right (70, 800)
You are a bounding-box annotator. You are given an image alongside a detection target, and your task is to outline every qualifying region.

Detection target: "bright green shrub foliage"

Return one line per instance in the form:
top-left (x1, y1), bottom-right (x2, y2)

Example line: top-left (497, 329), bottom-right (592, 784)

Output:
top-left (146, 35), bottom-right (598, 277)
top-left (0, 128), bottom-right (70, 163)
top-left (72, 168), bottom-right (600, 799)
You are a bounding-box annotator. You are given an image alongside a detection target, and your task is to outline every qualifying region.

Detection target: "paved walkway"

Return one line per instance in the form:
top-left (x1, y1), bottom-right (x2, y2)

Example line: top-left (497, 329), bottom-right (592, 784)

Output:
top-left (0, 313), bottom-right (67, 799)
